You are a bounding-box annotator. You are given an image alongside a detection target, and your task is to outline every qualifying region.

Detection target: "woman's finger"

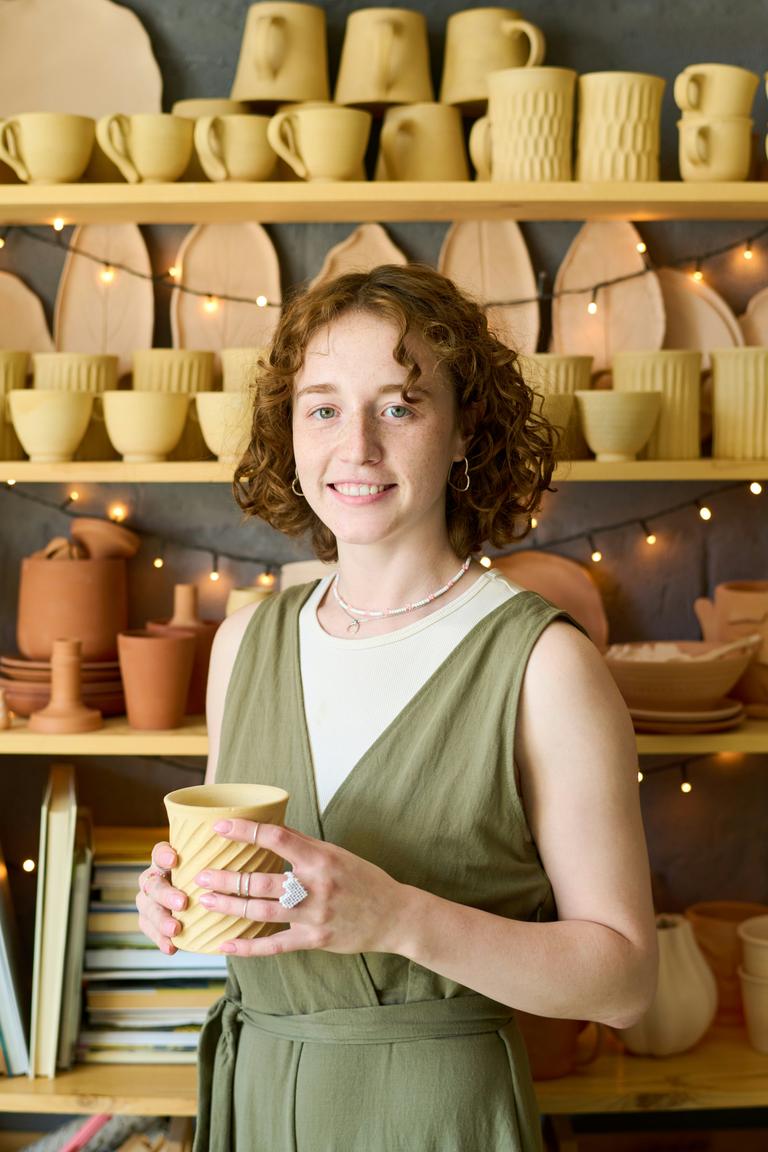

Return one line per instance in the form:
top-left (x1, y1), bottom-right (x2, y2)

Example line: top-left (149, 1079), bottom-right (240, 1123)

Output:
top-left (213, 819), bottom-right (322, 868)
top-left (194, 867), bottom-right (285, 900)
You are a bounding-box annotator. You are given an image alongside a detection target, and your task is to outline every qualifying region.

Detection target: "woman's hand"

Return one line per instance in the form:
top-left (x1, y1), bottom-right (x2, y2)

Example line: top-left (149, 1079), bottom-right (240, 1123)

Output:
top-left (136, 841), bottom-right (188, 955)
top-left (195, 820), bottom-right (407, 958)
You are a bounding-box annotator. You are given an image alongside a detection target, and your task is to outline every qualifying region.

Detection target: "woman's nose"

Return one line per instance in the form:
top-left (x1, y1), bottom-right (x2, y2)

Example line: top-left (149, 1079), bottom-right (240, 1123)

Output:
top-left (339, 412), bottom-right (381, 463)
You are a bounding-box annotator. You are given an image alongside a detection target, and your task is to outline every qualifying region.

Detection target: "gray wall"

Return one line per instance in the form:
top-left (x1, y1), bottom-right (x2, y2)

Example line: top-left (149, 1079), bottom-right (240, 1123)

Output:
top-left (1, 0), bottom-right (767, 968)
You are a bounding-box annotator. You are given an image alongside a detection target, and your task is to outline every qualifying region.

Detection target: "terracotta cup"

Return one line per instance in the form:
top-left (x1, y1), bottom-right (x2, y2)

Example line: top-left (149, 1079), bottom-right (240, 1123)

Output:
top-left (674, 64), bottom-right (759, 117)
top-left (710, 348), bottom-right (768, 459)
top-left (221, 347), bottom-right (266, 392)
top-left (96, 114), bottom-right (194, 183)
top-left (679, 115), bottom-right (752, 181)
top-left (194, 115), bottom-right (276, 182)
top-left (612, 350), bottom-right (702, 461)
top-left (118, 630), bottom-right (196, 730)
top-left (8, 389), bottom-right (93, 462)
top-left (576, 72), bottom-right (665, 182)
top-left (686, 901), bottom-right (768, 1023)
top-left (164, 783), bottom-right (290, 953)
top-left (230, 2), bottom-right (330, 104)
top-left (147, 584), bottom-right (221, 716)
top-left (375, 103), bottom-right (469, 181)
top-left (0, 112), bottom-right (95, 183)
top-left (267, 105), bottom-right (371, 181)
top-left (17, 556), bottom-right (127, 661)
top-left (469, 67), bottom-right (576, 181)
top-left (440, 7), bottom-right (546, 114)
top-left (334, 7), bottom-right (433, 108)
top-left (27, 638), bottom-right (102, 735)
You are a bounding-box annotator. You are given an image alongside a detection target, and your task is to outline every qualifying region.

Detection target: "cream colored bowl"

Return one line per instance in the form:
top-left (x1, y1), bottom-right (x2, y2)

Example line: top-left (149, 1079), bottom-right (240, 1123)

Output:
top-left (195, 391), bottom-right (250, 463)
top-left (132, 349), bottom-right (215, 393)
top-left (604, 640), bottom-right (757, 711)
top-left (575, 389), bottom-right (662, 462)
top-left (8, 388), bottom-right (93, 462)
top-left (103, 391), bottom-right (190, 462)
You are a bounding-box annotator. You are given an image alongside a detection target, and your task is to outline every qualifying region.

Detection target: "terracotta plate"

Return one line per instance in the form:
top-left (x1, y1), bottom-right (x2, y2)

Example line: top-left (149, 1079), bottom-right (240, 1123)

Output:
top-left (629, 697), bottom-right (743, 723)
top-left (632, 712), bottom-right (744, 735)
top-left (490, 550), bottom-right (609, 651)
top-left (0, 654), bottom-right (120, 673)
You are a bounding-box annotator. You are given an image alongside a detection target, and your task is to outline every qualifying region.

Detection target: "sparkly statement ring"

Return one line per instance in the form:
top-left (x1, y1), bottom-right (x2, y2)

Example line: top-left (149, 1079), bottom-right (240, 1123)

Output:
top-left (278, 870), bottom-right (309, 910)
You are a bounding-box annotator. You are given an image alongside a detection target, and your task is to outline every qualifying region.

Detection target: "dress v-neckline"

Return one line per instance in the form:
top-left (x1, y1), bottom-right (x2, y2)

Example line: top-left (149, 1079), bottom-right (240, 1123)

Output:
top-left (290, 580), bottom-right (536, 840)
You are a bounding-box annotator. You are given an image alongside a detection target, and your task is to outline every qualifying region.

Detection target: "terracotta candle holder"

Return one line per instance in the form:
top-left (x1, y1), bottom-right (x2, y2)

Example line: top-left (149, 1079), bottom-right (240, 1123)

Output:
top-left (147, 584), bottom-right (221, 716)
top-left (28, 638), bottom-right (102, 734)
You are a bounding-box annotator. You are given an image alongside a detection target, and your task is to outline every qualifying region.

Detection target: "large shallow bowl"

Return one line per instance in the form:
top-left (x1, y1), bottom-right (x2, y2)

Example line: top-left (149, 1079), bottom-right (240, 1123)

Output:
top-left (604, 640), bottom-right (758, 710)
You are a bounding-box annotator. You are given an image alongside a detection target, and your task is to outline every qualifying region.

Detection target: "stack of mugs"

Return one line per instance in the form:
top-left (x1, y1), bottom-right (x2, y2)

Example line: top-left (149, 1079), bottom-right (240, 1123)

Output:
top-left (737, 914), bottom-right (768, 1053)
top-left (675, 63), bottom-right (759, 181)
top-left (575, 71), bottom-right (666, 181)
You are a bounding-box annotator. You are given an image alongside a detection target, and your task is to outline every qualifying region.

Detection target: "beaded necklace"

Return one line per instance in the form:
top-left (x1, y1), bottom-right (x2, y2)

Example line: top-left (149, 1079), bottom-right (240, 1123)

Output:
top-left (331, 557), bottom-right (472, 634)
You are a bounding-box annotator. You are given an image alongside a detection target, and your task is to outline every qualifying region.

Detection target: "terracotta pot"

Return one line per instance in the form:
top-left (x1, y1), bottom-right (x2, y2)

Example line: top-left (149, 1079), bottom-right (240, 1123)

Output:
top-left (28, 638), bottom-right (102, 734)
top-left (685, 900), bottom-right (768, 1023)
top-left (147, 584), bottom-right (221, 716)
top-left (117, 629), bottom-right (196, 730)
top-left (17, 556), bottom-right (127, 661)
top-left (513, 1011), bottom-right (602, 1079)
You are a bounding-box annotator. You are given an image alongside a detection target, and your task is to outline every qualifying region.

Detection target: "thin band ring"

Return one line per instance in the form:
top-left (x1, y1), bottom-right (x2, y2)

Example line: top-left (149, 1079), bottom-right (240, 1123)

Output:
top-left (243, 871), bottom-right (251, 898)
top-left (251, 823), bottom-right (260, 845)
top-left (235, 871), bottom-right (243, 898)
top-left (242, 897), bottom-right (249, 919)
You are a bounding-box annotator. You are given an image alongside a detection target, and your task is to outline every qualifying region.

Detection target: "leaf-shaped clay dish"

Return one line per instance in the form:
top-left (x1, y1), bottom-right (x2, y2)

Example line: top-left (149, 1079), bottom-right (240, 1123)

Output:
top-left (658, 267), bottom-right (743, 371)
top-left (738, 285), bottom-right (768, 346)
top-left (170, 224), bottom-right (282, 372)
top-left (438, 221), bottom-right (539, 354)
top-left (309, 224), bottom-right (407, 289)
top-left (551, 222), bottom-right (665, 374)
top-left (54, 224), bottom-right (154, 378)
top-left (0, 271), bottom-right (53, 352)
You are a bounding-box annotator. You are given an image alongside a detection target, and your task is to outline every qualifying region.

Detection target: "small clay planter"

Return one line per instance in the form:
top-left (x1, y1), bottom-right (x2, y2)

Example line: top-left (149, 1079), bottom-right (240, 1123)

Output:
top-left (118, 629), bottom-right (196, 730)
top-left (17, 556), bottom-right (127, 660)
top-left (686, 900), bottom-right (768, 1023)
top-left (147, 584), bottom-right (221, 715)
top-left (28, 638), bottom-right (102, 734)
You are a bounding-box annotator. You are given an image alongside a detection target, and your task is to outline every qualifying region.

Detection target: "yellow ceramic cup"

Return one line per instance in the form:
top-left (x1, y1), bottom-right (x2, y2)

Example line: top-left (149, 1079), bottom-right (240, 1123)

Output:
top-left (164, 783), bottom-right (290, 953)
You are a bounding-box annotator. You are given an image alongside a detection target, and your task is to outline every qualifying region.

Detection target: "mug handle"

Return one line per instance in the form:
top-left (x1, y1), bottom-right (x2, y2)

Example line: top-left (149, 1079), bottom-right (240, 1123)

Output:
top-left (373, 18), bottom-right (398, 96)
top-left (468, 116), bottom-right (492, 181)
top-left (674, 70), bottom-right (702, 112)
top-left (379, 115), bottom-right (412, 180)
top-left (96, 114), bottom-right (140, 183)
top-left (194, 116), bottom-right (229, 182)
top-left (502, 18), bottom-right (546, 67)
top-left (685, 123), bottom-right (709, 165)
top-left (0, 120), bottom-right (30, 182)
top-left (253, 14), bottom-right (286, 81)
top-left (266, 112), bottom-right (308, 180)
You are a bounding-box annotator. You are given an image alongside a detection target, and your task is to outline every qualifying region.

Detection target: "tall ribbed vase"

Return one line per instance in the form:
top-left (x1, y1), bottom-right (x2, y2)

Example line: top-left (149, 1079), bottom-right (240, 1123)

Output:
top-left (711, 348), bottom-right (768, 459)
top-left (612, 350), bottom-right (702, 459)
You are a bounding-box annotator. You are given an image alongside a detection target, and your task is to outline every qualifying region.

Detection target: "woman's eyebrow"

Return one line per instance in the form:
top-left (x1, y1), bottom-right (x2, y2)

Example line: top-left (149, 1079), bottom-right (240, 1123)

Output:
top-left (295, 382), bottom-right (429, 399)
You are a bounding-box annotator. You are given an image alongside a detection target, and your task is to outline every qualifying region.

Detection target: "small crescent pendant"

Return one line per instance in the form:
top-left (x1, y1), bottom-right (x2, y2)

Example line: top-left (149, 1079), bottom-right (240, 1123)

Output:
top-left (346, 619), bottom-right (360, 634)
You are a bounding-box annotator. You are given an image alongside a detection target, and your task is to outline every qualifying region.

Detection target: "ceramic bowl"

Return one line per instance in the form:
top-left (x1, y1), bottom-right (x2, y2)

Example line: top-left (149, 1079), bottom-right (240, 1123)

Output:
top-left (8, 388), bottom-right (93, 462)
top-left (132, 349), bottom-right (215, 393)
top-left (32, 352), bottom-right (119, 392)
top-left (575, 389), bottom-right (662, 461)
top-left (195, 391), bottom-right (250, 463)
top-left (738, 915), bottom-right (768, 979)
top-left (103, 391), bottom-right (190, 462)
top-left (604, 640), bottom-right (757, 710)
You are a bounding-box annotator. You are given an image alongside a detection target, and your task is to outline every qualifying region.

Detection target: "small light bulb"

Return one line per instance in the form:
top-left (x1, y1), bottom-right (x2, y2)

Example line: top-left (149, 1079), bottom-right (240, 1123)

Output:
top-left (587, 294), bottom-right (598, 315)
top-left (479, 556), bottom-right (492, 569)
top-left (691, 263), bottom-right (704, 282)
top-left (168, 265), bottom-right (181, 280)
top-left (530, 516), bottom-right (538, 529)
top-left (591, 549), bottom-right (602, 563)
top-left (637, 770), bottom-right (644, 783)
top-left (681, 780), bottom-right (692, 794)
top-left (645, 533), bottom-right (657, 545)
top-left (52, 217), bottom-right (65, 232)
top-left (203, 295), bottom-right (219, 314)
top-left (99, 265), bottom-right (116, 285)
top-left (0, 236), bottom-right (5, 250)
top-left (698, 504), bottom-right (712, 521)
top-left (22, 859), bottom-right (35, 873)
top-left (108, 503), bottom-right (127, 523)
top-left (6, 478), bottom-right (16, 487)
top-left (69, 489), bottom-right (80, 503)
top-left (256, 570), bottom-right (277, 587)
top-left (744, 244), bottom-right (753, 261)
top-left (209, 569), bottom-right (220, 582)
top-left (636, 241), bottom-right (647, 254)
top-left (750, 481), bottom-right (762, 495)
top-left (256, 294), bottom-right (268, 308)
top-left (152, 557), bottom-right (164, 569)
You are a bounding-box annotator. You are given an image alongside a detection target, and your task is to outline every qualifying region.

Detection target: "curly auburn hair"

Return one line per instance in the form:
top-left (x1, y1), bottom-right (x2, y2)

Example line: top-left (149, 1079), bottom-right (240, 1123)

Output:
top-left (233, 262), bottom-right (560, 562)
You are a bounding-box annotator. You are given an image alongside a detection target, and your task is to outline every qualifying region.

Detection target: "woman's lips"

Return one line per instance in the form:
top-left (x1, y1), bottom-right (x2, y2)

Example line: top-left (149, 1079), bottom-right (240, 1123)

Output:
top-left (328, 483), bottom-right (396, 505)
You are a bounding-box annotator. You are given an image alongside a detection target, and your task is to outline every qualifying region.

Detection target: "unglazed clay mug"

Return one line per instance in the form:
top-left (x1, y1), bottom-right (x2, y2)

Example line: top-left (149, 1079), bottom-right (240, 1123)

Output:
top-left (231, 1), bottom-right (330, 104)
top-left (334, 7), bottom-right (433, 107)
top-left (518, 353), bottom-right (593, 458)
top-left (132, 349), bottom-right (215, 393)
top-left (267, 105), bottom-right (371, 181)
top-left (612, 350), bottom-right (702, 461)
top-left (710, 348), bottom-right (768, 459)
top-left (33, 352), bottom-right (119, 393)
top-left (674, 64), bottom-right (759, 117)
top-left (679, 115), bottom-right (752, 181)
top-left (95, 114), bottom-right (194, 183)
top-left (194, 115), bottom-right (276, 181)
top-left (440, 7), bottom-right (546, 113)
top-left (173, 99), bottom-right (251, 180)
top-left (0, 112), bottom-right (95, 183)
top-left (576, 71), bottom-right (665, 181)
top-left (164, 782), bottom-right (290, 953)
top-left (375, 103), bottom-right (469, 180)
top-left (469, 67), bottom-right (576, 181)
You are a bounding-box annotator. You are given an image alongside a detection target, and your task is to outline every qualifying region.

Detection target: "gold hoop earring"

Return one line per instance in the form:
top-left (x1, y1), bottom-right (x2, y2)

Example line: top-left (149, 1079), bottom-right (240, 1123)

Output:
top-left (291, 472), bottom-right (304, 497)
top-left (448, 457), bottom-right (470, 493)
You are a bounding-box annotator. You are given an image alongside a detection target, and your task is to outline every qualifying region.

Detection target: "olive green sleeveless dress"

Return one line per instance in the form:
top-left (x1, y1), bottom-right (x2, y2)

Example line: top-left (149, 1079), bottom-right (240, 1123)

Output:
top-left (194, 581), bottom-right (587, 1152)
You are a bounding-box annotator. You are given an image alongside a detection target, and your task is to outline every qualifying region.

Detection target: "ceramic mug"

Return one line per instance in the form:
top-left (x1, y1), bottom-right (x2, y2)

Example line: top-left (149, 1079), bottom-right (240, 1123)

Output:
top-left (674, 64), bottom-right (759, 117)
top-left (678, 115), bottom-right (752, 181)
top-left (267, 105), bottom-right (371, 181)
top-left (710, 347), bottom-right (768, 458)
top-left (440, 7), bottom-right (546, 113)
top-left (519, 353), bottom-right (593, 458)
top-left (230, 1), bottom-right (330, 104)
top-left (334, 7), bottom-right (433, 107)
top-left (469, 67), bottom-right (576, 181)
top-left (0, 112), bottom-right (95, 183)
top-left (95, 114), bottom-right (194, 183)
top-left (32, 352), bottom-right (119, 393)
top-left (132, 349), bottom-right (215, 394)
top-left (194, 115), bottom-right (276, 181)
top-left (612, 350), bottom-right (702, 461)
top-left (375, 103), bottom-right (469, 181)
top-left (173, 99), bottom-right (251, 180)
top-left (576, 71), bottom-right (665, 182)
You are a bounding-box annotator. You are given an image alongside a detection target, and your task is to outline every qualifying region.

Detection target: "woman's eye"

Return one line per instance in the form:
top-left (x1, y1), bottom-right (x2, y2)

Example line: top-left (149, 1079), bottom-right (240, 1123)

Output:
top-left (384, 405), bottom-right (411, 419)
top-left (312, 406), bottom-right (337, 420)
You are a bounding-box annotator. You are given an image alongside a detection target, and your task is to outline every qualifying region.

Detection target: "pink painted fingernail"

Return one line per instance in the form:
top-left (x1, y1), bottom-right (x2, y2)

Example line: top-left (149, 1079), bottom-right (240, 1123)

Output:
top-left (219, 942), bottom-right (236, 953)
top-left (171, 894), bottom-right (186, 910)
top-left (214, 820), bottom-right (233, 834)
top-left (196, 872), bottom-right (212, 887)
top-left (199, 893), bottom-right (216, 908)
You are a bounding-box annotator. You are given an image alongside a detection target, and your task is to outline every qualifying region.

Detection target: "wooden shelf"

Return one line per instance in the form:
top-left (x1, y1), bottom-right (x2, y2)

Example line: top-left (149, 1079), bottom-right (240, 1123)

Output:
top-left (2, 460), bottom-right (767, 485)
top-left (0, 1027), bottom-right (763, 1115)
top-left (0, 716), bottom-right (766, 756)
top-left (2, 182), bottom-right (768, 225)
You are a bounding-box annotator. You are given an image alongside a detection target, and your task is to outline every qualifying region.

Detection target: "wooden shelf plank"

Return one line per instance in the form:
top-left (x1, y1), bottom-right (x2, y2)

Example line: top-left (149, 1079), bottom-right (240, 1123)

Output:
top-left (2, 182), bottom-right (768, 225)
top-left (0, 717), bottom-right (766, 756)
top-left (2, 460), bottom-right (767, 484)
top-left (0, 1064), bottom-right (196, 1116)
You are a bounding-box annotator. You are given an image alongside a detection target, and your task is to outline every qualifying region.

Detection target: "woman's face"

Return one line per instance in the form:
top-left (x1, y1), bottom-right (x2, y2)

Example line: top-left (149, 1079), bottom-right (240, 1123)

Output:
top-left (291, 310), bottom-right (466, 554)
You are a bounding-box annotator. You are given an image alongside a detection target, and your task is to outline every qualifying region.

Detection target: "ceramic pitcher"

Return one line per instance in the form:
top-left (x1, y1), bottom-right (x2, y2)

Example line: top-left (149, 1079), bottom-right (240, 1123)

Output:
top-left (334, 7), bottom-right (433, 107)
top-left (440, 7), bottom-right (546, 114)
top-left (230, 1), bottom-right (329, 104)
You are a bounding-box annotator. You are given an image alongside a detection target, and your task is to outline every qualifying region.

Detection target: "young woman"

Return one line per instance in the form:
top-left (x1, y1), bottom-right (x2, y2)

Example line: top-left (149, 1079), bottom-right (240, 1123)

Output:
top-left (137, 264), bottom-right (657, 1152)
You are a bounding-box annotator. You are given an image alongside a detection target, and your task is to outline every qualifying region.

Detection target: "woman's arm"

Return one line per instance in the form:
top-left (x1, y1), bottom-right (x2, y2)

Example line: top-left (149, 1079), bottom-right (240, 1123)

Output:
top-left (204, 602), bottom-right (262, 784)
top-left (390, 621), bottom-right (658, 1030)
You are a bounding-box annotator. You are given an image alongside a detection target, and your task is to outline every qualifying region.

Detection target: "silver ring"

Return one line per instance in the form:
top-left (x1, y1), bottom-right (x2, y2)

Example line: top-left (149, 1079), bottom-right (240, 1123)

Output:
top-left (243, 871), bottom-right (251, 898)
top-left (235, 871), bottom-right (242, 898)
top-left (251, 823), bottom-right (260, 845)
top-left (242, 897), bottom-right (249, 919)
top-left (278, 870), bottom-right (308, 910)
